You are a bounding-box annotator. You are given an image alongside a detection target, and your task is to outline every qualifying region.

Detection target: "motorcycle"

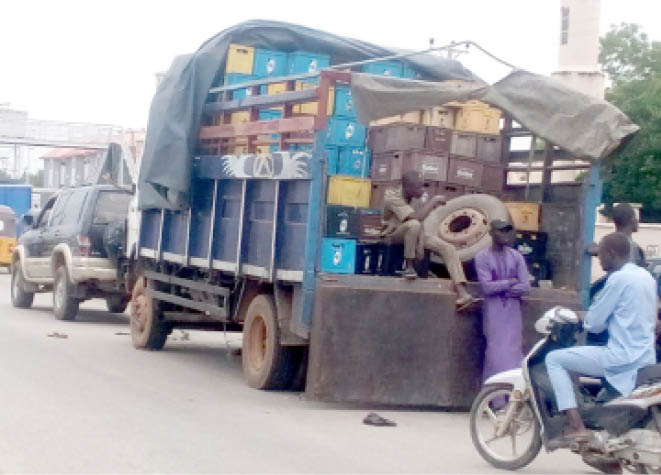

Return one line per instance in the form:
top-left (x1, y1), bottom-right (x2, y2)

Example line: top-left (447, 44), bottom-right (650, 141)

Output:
top-left (469, 306), bottom-right (661, 473)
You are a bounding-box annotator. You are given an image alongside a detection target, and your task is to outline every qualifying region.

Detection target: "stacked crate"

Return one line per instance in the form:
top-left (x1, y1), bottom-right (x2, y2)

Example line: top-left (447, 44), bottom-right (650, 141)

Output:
top-left (321, 60), bottom-right (422, 274)
top-left (507, 202), bottom-right (551, 287)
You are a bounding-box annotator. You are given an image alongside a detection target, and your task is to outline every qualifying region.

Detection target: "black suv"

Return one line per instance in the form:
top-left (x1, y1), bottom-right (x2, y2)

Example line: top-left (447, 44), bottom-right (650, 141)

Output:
top-left (11, 185), bottom-right (132, 320)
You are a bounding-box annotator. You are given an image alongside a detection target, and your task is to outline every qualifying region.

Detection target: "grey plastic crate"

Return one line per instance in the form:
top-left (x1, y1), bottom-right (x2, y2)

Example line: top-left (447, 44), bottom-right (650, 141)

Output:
top-left (450, 131), bottom-right (477, 158)
top-left (371, 150), bottom-right (448, 182)
top-left (476, 134), bottom-right (503, 163)
top-left (369, 124), bottom-right (426, 153)
top-left (447, 157), bottom-right (484, 187)
top-left (424, 127), bottom-right (452, 154)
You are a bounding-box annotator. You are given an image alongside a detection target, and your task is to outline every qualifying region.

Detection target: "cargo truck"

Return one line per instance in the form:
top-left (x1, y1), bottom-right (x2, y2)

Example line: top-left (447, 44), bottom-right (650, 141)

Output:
top-left (125, 21), bottom-right (638, 407)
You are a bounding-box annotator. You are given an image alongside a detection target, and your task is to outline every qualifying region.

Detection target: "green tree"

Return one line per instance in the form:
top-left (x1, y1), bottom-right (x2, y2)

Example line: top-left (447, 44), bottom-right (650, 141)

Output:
top-left (22, 170), bottom-right (44, 187)
top-left (599, 23), bottom-right (661, 222)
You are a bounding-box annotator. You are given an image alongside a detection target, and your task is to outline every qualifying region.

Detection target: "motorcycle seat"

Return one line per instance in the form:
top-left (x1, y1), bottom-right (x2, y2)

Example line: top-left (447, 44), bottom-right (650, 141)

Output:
top-left (636, 363), bottom-right (661, 387)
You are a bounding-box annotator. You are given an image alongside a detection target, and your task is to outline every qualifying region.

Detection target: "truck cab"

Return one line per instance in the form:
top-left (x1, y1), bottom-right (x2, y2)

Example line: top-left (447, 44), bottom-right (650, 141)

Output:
top-left (11, 184), bottom-right (133, 320)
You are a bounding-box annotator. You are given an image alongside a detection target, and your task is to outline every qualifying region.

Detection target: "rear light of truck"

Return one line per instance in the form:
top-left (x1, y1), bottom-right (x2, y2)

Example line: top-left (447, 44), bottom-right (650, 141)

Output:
top-left (77, 235), bottom-right (91, 257)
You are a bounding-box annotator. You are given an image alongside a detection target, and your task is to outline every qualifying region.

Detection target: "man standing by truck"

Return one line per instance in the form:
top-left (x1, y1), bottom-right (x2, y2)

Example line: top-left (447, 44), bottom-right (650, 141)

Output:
top-left (381, 170), bottom-right (476, 309)
top-left (474, 219), bottom-right (531, 384)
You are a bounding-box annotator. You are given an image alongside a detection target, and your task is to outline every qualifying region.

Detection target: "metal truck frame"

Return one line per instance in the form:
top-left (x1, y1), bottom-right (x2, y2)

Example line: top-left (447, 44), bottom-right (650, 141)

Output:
top-left (127, 67), bottom-right (603, 396)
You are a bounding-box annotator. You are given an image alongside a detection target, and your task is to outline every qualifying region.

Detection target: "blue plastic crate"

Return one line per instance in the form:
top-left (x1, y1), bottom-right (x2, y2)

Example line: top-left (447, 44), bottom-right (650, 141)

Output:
top-left (321, 238), bottom-right (357, 274)
top-left (288, 51), bottom-right (330, 75)
top-left (325, 118), bottom-right (367, 147)
top-left (258, 109), bottom-right (282, 151)
top-left (258, 109), bottom-right (282, 121)
top-left (325, 146), bottom-right (339, 175)
top-left (402, 65), bottom-right (422, 80)
top-left (334, 86), bottom-right (355, 118)
top-left (338, 147), bottom-right (371, 177)
top-left (289, 144), bottom-right (314, 153)
top-left (253, 49), bottom-right (288, 77)
top-left (362, 61), bottom-right (404, 77)
top-left (224, 73), bottom-right (257, 99)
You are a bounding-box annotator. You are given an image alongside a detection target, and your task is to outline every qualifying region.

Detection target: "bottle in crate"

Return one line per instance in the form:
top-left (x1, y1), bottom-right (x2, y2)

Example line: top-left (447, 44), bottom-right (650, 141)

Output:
top-left (514, 231), bottom-right (548, 260)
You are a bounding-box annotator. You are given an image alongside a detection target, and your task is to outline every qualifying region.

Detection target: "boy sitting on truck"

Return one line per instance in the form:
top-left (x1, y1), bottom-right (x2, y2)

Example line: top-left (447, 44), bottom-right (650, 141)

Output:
top-left (381, 170), bottom-right (477, 309)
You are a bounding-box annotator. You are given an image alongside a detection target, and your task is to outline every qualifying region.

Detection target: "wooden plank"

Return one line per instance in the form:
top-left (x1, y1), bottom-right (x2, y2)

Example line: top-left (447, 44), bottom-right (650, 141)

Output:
top-left (204, 89), bottom-right (318, 114)
top-left (199, 116), bottom-right (318, 140)
top-left (209, 71), bottom-right (320, 93)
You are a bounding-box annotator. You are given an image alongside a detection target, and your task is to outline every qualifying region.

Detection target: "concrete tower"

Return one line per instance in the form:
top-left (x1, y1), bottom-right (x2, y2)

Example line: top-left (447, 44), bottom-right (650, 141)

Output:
top-left (551, 0), bottom-right (605, 98)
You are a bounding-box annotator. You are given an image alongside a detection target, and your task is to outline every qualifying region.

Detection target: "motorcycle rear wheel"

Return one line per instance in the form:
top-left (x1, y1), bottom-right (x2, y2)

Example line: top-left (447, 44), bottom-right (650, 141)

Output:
top-left (470, 383), bottom-right (542, 470)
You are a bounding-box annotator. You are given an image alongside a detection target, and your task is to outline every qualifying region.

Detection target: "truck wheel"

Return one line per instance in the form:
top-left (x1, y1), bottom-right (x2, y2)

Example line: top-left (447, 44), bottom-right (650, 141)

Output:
top-left (129, 277), bottom-right (168, 350)
top-left (11, 262), bottom-right (34, 309)
top-left (53, 266), bottom-right (79, 321)
top-left (242, 294), bottom-right (297, 390)
top-left (424, 193), bottom-right (510, 261)
top-left (106, 294), bottom-right (129, 313)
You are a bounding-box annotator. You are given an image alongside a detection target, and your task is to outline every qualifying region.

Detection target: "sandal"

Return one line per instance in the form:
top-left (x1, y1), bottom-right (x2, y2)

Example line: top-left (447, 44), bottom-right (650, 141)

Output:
top-left (399, 268), bottom-right (417, 280)
top-left (456, 296), bottom-right (483, 312)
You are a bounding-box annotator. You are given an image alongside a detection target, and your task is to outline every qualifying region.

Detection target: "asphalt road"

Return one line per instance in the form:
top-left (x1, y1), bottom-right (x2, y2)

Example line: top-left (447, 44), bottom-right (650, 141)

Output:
top-left (0, 272), bottom-right (594, 474)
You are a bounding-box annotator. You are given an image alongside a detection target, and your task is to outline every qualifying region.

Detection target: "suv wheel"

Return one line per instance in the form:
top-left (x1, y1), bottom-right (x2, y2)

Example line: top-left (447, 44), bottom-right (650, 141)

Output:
top-left (106, 294), bottom-right (129, 314)
top-left (53, 266), bottom-right (79, 321)
top-left (11, 262), bottom-right (34, 308)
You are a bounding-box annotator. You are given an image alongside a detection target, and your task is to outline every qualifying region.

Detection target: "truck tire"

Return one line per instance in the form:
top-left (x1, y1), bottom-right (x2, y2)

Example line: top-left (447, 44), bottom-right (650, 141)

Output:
top-left (53, 265), bottom-right (79, 321)
top-left (11, 262), bottom-right (34, 309)
top-left (242, 294), bottom-right (298, 390)
top-left (423, 193), bottom-right (510, 262)
top-left (106, 294), bottom-right (129, 314)
top-left (129, 277), bottom-right (168, 350)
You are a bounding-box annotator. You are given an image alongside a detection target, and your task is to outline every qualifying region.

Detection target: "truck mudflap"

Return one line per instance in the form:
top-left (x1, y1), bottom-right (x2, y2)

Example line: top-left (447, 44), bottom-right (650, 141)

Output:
top-left (306, 275), bottom-right (581, 408)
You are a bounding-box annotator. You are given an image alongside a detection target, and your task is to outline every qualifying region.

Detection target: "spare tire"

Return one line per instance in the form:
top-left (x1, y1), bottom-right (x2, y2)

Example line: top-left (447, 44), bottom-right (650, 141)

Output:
top-left (103, 219), bottom-right (126, 267)
top-left (423, 193), bottom-right (510, 262)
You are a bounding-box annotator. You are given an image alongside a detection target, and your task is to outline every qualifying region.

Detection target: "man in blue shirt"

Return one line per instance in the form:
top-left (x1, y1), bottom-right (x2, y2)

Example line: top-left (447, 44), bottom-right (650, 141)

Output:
top-left (546, 232), bottom-right (657, 443)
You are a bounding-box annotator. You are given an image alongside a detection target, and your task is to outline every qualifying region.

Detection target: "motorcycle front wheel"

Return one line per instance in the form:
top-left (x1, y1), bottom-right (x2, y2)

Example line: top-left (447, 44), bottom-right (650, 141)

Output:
top-left (470, 383), bottom-right (542, 470)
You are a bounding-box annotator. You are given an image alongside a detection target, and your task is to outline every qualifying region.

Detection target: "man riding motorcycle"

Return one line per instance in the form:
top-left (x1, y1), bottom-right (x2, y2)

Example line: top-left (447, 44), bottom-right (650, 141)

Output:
top-left (546, 232), bottom-right (657, 446)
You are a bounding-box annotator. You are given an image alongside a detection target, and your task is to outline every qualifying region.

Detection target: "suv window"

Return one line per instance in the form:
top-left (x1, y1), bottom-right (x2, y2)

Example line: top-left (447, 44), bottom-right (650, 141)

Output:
top-left (49, 193), bottom-right (71, 227)
top-left (61, 189), bottom-right (89, 226)
top-left (36, 197), bottom-right (57, 229)
top-left (93, 191), bottom-right (131, 225)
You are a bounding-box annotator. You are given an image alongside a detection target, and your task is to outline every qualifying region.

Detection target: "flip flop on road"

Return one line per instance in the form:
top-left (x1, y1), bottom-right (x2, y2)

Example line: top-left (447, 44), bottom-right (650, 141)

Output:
top-left (363, 412), bottom-right (397, 427)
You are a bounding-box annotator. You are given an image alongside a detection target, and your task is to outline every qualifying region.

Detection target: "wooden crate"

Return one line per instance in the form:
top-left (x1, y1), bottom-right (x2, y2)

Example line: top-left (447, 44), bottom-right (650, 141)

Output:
top-left (506, 202), bottom-right (541, 232)
top-left (454, 101), bottom-right (502, 135)
top-left (328, 176), bottom-right (372, 208)
top-left (226, 44), bottom-right (254, 74)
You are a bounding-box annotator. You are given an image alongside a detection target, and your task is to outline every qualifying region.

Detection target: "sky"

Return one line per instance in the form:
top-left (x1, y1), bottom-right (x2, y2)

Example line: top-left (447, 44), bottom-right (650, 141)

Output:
top-left (0, 0), bottom-right (659, 130)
